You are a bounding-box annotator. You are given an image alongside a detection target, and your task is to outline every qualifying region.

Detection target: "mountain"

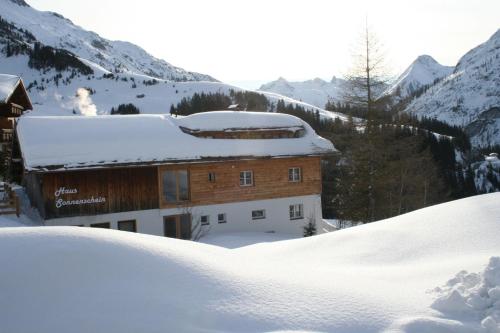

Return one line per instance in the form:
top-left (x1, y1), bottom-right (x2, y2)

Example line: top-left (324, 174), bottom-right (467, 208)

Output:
top-left (0, 0), bottom-right (345, 120)
top-left (0, 0), bottom-right (215, 82)
top-left (381, 55), bottom-right (453, 102)
top-left (403, 29), bottom-right (500, 147)
top-left (258, 76), bottom-right (347, 109)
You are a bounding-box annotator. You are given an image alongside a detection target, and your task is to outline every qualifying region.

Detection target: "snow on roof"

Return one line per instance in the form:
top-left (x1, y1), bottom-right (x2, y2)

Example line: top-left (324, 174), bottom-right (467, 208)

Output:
top-left (173, 111), bottom-right (305, 131)
top-left (0, 74), bottom-right (21, 104)
top-left (17, 112), bottom-right (336, 170)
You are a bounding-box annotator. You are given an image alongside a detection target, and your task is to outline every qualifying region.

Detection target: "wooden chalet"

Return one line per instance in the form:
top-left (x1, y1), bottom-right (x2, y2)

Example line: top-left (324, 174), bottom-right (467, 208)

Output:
top-left (0, 74), bottom-right (32, 180)
top-left (16, 111), bottom-right (336, 239)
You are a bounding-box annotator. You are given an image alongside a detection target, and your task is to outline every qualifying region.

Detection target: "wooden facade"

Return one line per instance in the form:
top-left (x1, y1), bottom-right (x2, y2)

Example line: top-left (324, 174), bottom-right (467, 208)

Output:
top-left (158, 156), bottom-right (322, 208)
top-left (41, 167), bottom-right (159, 219)
top-left (30, 156), bottom-right (322, 220)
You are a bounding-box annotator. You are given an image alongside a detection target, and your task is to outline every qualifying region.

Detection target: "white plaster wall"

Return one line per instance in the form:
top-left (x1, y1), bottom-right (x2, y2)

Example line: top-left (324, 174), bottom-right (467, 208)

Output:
top-left (44, 194), bottom-right (324, 238)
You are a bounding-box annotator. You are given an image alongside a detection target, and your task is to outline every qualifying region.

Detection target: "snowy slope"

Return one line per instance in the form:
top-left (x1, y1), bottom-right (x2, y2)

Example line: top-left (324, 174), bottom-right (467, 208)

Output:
top-left (258, 76), bottom-right (347, 109)
top-left (404, 29), bottom-right (500, 147)
top-left (0, 0), bottom-right (215, 81)
top-left (1, 193), bottom-right (499, 332)
top-left (0, 1), bottom-right (347, 121)
top-left (382, 55), bottom-right (453, 101)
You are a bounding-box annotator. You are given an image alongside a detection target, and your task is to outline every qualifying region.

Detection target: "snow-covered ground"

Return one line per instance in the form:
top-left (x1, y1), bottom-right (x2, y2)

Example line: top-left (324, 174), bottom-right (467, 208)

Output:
top-left (1, 193), bottom-right (499, 332)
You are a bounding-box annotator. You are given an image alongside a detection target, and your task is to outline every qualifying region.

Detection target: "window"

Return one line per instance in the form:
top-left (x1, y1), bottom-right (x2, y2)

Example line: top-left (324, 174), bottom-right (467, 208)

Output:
top-left (218, 213), bottom-right (227, 224)
top-left (118, 220), bottom-right (136, 232)
top-left (162, 170), bottom-right (189, 203)
top-left (200, 215), bottom-right (210, 226)
top-left (252, 209), bottom-right (266, 220)
top-left (240, 170), bottom-right (253, 186)
top-left (90, 222), bottom-right (110, 228)
top-left (208, 172), bottom-right (216, 182)
top-left (289, 204), bottom-right (304, 220)
top-left (288, 167), bottom-right (301, 182)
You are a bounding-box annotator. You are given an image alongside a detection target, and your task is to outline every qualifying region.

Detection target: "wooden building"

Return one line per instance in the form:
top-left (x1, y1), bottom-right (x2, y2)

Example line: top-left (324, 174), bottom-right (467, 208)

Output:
top-left (0, 74), bottom-right (32, 179)
top-left (17, 111), bottom-right (336, 239)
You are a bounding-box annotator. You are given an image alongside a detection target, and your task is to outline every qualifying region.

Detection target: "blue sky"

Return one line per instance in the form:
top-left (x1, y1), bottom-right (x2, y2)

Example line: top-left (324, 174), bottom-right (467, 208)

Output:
top-left (27, 0), bottom-right (500, 89)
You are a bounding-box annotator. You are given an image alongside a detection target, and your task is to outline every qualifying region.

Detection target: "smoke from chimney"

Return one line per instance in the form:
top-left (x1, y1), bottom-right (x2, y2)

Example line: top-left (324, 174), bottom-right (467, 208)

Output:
top-left (73, 88), bottom-right (97, 116)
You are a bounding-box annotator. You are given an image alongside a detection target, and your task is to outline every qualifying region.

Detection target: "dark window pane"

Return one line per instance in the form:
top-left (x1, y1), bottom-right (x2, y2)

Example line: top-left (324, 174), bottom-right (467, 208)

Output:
top-left (163, 171), bottom-right (177, 202)
top-left (178, 170), bottom-right (189, 201)
top-left (118, 220), bottom-right (136, 232)
top-left (91, 222), bottom-right (110, 228)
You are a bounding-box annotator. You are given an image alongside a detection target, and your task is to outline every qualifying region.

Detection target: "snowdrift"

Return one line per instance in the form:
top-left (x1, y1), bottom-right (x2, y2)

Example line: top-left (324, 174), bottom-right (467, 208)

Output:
top-left (1, 193), bottom-right (499, 333)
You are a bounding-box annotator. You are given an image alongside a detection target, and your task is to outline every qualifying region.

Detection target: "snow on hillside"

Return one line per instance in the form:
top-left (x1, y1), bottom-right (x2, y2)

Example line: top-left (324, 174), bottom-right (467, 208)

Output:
top-left (0, 0), bottom-right (215, 81)
top-left (382, 55), bottom-right (453, 101)
top-left (258, 76), bottom-right (347, 109)
top-left (0, 0), bottom-right (350, 121)
top-left (404, 29), bottom-right (500, 147)
top-left (1, 193), bottom-right (499, 332)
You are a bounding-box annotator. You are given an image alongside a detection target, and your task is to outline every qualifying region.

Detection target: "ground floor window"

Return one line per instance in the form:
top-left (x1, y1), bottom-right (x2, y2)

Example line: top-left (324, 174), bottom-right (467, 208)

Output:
top-left (252, 209), bottom-right (266, 220)
top-left (289, 204), bottom-right (304, 220)
top-left (118, 220), bottom-right (137, 232)
top-left (200, 215), bottom-right (210, 226)
top-left (218, 213), bottom-right (227, 224)
top-left (90, 222), bottom-right (110, 228)
top-left (164, 214), bottom-right (191, 240)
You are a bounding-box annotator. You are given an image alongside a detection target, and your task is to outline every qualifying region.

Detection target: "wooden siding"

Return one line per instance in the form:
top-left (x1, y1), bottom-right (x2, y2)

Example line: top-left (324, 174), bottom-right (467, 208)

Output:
top-left (42, 167), bottom-right (159, 219)
top-left (159, 156), bottom-right (322, 209)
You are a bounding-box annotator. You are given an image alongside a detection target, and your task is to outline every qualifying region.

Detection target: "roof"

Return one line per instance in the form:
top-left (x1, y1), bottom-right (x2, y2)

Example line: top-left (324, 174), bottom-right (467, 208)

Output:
top-left (0, 74), bottom-right (21, 104)
top-left (0, 74), bottom-right (32, 109)
top-left (16, 111), bottom-right (336, 171)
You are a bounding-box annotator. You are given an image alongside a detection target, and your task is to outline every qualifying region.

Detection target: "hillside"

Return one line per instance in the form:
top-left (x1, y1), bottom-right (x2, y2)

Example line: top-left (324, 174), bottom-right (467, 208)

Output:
top-left (1, 193), bottom-right (499, 332)
top-left (381, 55), bottom-right (453, 102)
top-left (404, 29), bottom-right (500, 147)
top-left (0, 0), bottom-right (215, 81)
top-left (0, 0), bottom-right (344, 119)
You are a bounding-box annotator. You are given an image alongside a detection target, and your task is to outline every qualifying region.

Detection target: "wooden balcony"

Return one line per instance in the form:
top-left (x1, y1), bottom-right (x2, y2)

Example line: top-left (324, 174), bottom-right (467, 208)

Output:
top-left (0, 129), bottom-right (13, 143)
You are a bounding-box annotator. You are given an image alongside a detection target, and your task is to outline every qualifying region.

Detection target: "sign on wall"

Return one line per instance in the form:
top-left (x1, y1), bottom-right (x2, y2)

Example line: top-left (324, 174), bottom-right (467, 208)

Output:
top-left (54, 187), bottom-right (106, 209)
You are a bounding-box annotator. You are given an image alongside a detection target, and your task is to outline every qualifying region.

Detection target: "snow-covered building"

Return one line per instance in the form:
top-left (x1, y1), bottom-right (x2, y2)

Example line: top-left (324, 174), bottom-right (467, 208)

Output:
top-left (17, 111), bottom-right (335, 238)
top-left (0, 74), bottom-right (32, 175)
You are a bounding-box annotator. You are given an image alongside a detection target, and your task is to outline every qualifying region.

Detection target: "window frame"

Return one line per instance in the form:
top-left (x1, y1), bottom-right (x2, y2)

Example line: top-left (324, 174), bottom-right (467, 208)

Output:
top-left (200, 215), bottom-right (210, 226)
top-left (117, 219), bottom-right (137, 232)
top-left (217, 213), bottom-right (227, 224)
top-left (289, 204), bottom-right (304, 220)
top-left (208, 172), bottom-right (216, 182)
top-left (288, 167), bottom-right (302, 182)
top-left (90, 222), bottom-right (110, 228)
top-left (251, 209), bottom-right (266, 220)
top-left (161, 169), bottom-right (190, 204)
top-left (239, 170), bottom-right (253, 186)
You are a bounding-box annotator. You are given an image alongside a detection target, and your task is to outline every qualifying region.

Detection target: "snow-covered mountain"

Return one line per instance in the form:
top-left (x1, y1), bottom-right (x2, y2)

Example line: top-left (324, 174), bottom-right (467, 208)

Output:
top-left (258, 76), bottom-right (347, 109)
top-left (0, 0), bottom-right (215, 81)
top-left (404, 29), bottom-right (500, 147)
top-left (0, 0), bottom-right (346, 120)
top-left (382, 55), bottom-right (453, 101)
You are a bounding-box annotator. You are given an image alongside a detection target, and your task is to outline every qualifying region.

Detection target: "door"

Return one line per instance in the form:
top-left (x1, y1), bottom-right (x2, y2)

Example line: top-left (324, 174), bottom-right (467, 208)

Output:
top-left (163, 214), bottom-right (191, 240)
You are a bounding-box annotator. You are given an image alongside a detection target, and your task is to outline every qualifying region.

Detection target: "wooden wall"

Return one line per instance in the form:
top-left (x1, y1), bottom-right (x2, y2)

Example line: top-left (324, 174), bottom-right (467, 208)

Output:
top-left (42, 167), bottom-right (159, 219)
top-left (34, 156), bottom-right (322, 219)
top-left (159, 156), bottom-right (322, 208)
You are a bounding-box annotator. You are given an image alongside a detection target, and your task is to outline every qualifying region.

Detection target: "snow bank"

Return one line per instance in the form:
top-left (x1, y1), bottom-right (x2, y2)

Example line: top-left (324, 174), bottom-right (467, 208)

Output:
top-left (0, 73), bottom-right (20, 103)
top-left (430, 257), bottom-right (500, 332)
top-left (17, 112), bottom-right (335, 170)
top-left (1, 193), bottom-right (499, 332)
